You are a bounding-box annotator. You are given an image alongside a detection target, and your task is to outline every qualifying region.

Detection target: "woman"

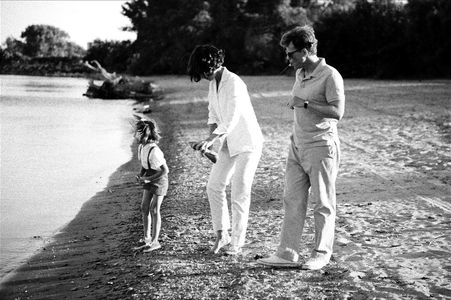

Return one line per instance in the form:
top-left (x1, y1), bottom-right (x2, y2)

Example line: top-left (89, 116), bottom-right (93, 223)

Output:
top-left (188, 44), bottom-right (263, 255)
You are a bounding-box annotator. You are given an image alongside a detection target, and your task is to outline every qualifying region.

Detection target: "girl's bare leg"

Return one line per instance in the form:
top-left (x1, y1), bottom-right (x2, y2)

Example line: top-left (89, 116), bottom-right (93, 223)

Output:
top-left (144, 194), bottom-right (164, 252)
top-left (141, 190), bottom-right (153, 241)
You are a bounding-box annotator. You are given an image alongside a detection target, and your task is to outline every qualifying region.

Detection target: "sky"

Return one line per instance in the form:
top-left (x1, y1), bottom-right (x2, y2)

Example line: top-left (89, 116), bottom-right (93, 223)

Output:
top-left (0, 0), bottom-right (136, 49)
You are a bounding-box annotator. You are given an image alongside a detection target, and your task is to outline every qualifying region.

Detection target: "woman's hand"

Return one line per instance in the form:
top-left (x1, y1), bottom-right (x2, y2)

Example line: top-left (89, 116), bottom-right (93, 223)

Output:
top-left (136, 174), bottom-right (144, 185)
top-left (193, 140), bottom-right (214, 153)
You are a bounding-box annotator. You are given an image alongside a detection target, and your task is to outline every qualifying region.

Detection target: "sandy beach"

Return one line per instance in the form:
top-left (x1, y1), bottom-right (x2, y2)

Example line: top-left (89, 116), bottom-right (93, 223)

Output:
top-left (1, 76), bottom-right (450, 299)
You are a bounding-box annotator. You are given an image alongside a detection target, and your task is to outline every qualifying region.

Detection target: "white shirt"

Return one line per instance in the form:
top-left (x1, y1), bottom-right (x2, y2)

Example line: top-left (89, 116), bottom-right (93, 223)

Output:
top-left (138, 143), bottom-right (166, 170)
top-left (207, 67), bottom-right (263, 156)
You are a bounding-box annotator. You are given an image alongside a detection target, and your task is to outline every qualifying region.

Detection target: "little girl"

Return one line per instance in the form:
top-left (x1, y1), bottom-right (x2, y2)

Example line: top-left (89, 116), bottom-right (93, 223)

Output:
top-left (133, 117), bottom-right (169, 252)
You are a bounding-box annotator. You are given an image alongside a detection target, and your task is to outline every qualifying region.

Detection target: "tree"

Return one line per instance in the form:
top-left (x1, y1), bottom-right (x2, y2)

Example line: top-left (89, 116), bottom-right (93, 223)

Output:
top-left (85, 39), bottom-right (133, 73)
top-left (20, 24), bottom-right (85, 57)
top-left (1, 37), bottom-right (26, 60)
top-left (315, 0), bottom-right (409, 78)
top-left (405, 0), bottom-right (451, 76)
top-left (122, 0), bottom-right (210, 74)
top-left (121, 0), bottom-right (450, 77)
top-left (238, 0), bottom-right (309, 73)
top-left (122, 0), bottom-right (309, 74)
top-left (63, 42), bottom-right (86, 58)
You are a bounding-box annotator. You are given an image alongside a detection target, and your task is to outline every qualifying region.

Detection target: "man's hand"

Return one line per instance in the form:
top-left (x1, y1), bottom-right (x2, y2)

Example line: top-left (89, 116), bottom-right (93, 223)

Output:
top-left (287, 96), bottom-right (305, 109)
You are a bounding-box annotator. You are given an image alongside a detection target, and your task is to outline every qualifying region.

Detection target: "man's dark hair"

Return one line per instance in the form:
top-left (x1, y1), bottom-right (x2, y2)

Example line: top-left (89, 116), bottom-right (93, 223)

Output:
top-left (187, 44), bottom-right (225, 82)
top-left (280, 25), bottom-right (318, 55)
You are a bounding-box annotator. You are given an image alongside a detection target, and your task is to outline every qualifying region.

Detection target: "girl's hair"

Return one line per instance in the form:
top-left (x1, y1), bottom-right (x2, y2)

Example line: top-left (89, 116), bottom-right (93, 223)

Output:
top-left (134, 118), bottom-right (161, 144)
top-left (187, 44), bottom-right (225, 82)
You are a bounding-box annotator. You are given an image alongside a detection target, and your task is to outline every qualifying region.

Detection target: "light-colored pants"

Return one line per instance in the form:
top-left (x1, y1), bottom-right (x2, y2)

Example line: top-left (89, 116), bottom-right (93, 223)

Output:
top-left (206, 144), bottom-right (261, 247)
top-left (276, 139), bottom-right (340, 261)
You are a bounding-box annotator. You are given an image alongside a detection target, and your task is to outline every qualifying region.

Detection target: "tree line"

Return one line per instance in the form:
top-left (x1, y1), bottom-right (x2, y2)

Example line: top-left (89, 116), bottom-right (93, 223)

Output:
top-left (1, 0), bottom-right (450, 78)
top-left (0, 25), bottom-right (87, 76)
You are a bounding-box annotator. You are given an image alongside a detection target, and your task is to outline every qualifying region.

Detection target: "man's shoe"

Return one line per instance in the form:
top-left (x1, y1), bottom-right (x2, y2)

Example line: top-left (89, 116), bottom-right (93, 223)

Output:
top-left (301, 253), bottom-right (330, 270)
top-left (257, 254), bottom-right (300, 267)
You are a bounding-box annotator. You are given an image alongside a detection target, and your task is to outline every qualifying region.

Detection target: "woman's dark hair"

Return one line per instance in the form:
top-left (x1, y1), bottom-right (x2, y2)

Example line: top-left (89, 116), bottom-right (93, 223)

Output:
top-left (134, 118), bottom-right (161, 144)
top-left (187, 44), bottom-right (225, 82)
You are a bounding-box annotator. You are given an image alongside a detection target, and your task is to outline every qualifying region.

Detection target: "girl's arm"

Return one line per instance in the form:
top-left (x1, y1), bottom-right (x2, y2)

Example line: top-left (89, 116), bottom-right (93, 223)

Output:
top-left (139, 167), bottom-right (146, 177)
top-left (140, 163), bottom-right (168, 183)
top-left (136, 167), bottom-right (147, 183)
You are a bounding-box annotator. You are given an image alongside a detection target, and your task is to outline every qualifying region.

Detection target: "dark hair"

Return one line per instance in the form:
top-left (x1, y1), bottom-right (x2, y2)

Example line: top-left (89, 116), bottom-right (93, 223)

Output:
top-left (280, 25), bottom-right (318, 55)
top-left (134, 118), bottom-right (161, 144)
top-left (187, 44), bottom-right (225, 82)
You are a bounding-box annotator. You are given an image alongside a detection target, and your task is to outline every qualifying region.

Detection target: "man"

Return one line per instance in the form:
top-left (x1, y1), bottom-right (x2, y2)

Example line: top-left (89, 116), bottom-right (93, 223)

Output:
top-left (258, 25), bottom-right (345, 270)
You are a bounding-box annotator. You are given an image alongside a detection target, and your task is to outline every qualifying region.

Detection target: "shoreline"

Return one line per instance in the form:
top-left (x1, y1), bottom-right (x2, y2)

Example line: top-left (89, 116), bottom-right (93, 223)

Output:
top-left (0, 139), bottom-right (143, 298)
top-left (0, 96), bottom-right (168, 299)
top-left (0, 74), bottom-right (134, 288)
top-left (0, 140), bottom-right (134, 289)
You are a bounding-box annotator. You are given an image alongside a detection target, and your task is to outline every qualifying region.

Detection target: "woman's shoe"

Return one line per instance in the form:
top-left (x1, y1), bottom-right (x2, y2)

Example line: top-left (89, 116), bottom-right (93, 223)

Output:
top-left (225, 246), bottom-right (242, 256)
top-left (210, 236), bottom-right (231, 254)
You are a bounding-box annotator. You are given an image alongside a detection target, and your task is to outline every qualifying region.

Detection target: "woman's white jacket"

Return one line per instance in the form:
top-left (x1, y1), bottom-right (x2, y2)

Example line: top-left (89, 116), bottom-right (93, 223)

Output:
top-left (207, 67), bottom-right (263, 157)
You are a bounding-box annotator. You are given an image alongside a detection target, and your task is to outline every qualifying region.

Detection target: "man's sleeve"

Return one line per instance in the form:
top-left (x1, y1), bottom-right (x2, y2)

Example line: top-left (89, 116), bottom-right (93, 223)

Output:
top-left (325, 71), bottom-right (345, 103)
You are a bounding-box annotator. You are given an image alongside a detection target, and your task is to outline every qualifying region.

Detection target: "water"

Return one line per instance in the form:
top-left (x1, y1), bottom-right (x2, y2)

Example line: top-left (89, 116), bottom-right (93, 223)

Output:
top-left (0, 75), bottom-right (134, 282)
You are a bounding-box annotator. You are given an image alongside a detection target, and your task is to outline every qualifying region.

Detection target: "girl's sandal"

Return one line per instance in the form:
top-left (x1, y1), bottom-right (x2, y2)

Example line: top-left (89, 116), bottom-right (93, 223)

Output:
top-left (143, 242), bottom-right (161, 253)
top-left (132, 238), bottom-right (151, 250)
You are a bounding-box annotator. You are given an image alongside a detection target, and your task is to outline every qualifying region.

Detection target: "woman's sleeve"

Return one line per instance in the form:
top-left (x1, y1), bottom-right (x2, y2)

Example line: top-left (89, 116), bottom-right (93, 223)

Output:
top-left (207, 97), bottom-right (219, 125)
top-left (212, 79), bottom-right (243, 135)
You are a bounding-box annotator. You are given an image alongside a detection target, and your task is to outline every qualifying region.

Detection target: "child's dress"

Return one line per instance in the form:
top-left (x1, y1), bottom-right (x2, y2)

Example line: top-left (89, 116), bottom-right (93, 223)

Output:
top-left (138, 143), bottom-right (168, 196)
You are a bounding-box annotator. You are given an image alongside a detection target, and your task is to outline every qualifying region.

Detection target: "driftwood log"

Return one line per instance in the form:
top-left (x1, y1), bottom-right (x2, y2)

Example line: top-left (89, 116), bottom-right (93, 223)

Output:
top-left (83, 60), bottom-right (163, 100)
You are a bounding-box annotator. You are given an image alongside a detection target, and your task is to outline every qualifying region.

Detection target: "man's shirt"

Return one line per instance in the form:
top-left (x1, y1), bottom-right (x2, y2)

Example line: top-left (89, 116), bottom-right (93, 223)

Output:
top-left (291, 58), bottom-right (345, 148)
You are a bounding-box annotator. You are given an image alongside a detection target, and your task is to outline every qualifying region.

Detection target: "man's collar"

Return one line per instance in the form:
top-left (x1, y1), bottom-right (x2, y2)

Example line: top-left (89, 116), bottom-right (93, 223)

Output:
top-left (310, 58), bottom-right (326, 77)
top-left (298, 58), bottom-right (326, 79)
